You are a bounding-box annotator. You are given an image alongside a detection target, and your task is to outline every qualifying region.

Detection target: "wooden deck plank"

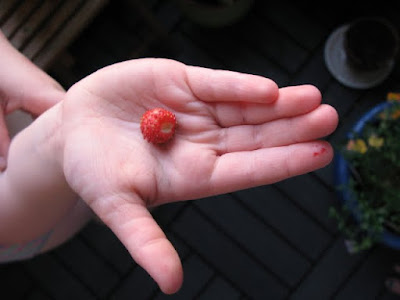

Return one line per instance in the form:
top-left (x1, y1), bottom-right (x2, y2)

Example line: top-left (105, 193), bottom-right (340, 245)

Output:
top-left (195, 194), bottom-right (311, 287)
top-left (110, 265), bottom-right (158, 299)
top-left (275, 174), bottom-right (338, 233)
top-left (79, 223), bottom-right (134, 275)
top-left (289, 46), bottom-right (332, 89)
top-left (235, 186), bottom-right (332, 261)
top-left (380, 291), bottom-right (400, 300)
top-left (1, 0), bottom-right (41, 38)
top-left (289, 238), bottom-right (366, 300)
top-left (236, 12), bottom-right (309, 74)
top-left (25, 289), bottom-right (53, 300)
top-left (256, 0), bottom-right (328, 51)
top-left (33, 0), bottom-right (109, 69)
top-left (0, 0), bottom-right (20, 24)
top-left (23, 0), bottom-right (82, 61)
top-left (170, 32), bottom-right (226, 69)
top-left (334, 247), bottom-right (397, 300)
top-left (25, 254), bottom-right (96, 300)
top-left (197, 277), bottom-right (241, 300)
top-left (181, 21), bottom-right (291, 86)
top-left (54, 238), bottom-right (120, 298)
top-left (172, 205), bottom-right (288, 299)
top-left (10, 0), bottom-right (61, 50)
top-left (0, 264), bottom-right (33, 299)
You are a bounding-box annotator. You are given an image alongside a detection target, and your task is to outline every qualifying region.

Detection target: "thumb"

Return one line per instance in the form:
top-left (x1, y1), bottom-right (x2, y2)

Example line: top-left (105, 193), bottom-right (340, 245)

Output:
top-left (96, 197), bottom-right (183, 294)
top-left (23, 88), bottom-right (65, 117)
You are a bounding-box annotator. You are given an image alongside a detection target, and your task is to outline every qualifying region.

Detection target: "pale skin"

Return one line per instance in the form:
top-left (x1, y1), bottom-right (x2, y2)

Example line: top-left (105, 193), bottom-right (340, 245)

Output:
top-left (0, 42), bottom-right (338, 293)
top-left (0, 31), bottom-right (65, 167)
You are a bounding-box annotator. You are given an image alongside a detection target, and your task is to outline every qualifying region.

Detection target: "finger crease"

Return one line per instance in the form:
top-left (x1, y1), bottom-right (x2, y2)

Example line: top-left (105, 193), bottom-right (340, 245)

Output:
top-left (217, 128), bottom-right (229, 155)
top-left (251, 125), bottom-right (261, 150)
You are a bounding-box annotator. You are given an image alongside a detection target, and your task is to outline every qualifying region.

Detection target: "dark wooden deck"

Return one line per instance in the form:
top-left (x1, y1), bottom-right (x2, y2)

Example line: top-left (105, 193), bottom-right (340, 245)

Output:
top-left (2, 1), bottom-right (400, 299)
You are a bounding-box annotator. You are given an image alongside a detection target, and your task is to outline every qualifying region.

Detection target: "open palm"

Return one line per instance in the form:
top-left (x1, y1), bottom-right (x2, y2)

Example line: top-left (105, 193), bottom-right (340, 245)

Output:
top-left (60, 58), bottom-right (338, 293)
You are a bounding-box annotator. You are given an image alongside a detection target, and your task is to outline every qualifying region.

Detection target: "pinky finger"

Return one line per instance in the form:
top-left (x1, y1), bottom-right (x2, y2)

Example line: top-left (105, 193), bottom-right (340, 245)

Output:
top-left (209, 141), bottom-right (333, 195)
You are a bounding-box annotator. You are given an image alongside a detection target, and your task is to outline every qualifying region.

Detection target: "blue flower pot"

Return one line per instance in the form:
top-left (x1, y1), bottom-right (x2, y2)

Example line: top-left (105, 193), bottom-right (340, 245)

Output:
top-left (335, 101), bottom-right (400, 249)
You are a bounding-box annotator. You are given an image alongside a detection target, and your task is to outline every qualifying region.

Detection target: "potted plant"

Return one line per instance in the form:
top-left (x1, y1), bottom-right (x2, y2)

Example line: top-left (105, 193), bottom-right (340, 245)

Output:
top-left (175, 0), bottom-right (255, 28)
top-left (332, 93), bottom-right (400, 253)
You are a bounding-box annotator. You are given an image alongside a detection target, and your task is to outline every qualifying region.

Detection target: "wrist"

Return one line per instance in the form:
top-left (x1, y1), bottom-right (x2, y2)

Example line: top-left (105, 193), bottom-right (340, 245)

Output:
top-left (6, 102), bottom-right (67, 190)
top-left (33, 103), bottom-right (66, 178)
top-left (0, 102), bottom-right (79, 245)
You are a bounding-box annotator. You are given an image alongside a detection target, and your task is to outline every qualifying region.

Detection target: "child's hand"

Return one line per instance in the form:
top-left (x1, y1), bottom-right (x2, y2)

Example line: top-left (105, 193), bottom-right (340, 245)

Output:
top-left (60, 58), bottom-right (338, 294)
top-left (0, 31), bottom-right (65, 169)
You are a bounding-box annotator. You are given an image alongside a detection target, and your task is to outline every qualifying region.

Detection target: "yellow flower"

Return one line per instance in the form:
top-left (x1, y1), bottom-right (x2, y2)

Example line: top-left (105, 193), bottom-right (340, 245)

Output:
top-left (379, 111), bottom-right (388, 120)
top-left (387, 92), bottom-right (400, 102)
top-left (391, 109), bottom-right (400, 120)
top-left (368, 134), bottom-right (384, 148)
top-left (347, 139), bottom-right (368, 154)
top-left (378, 105), bottom-right (400, 120)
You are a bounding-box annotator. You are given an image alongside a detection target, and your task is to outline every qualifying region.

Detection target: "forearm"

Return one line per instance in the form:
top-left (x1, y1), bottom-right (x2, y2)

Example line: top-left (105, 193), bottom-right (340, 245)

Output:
top-left (0, 103), bottom-right (77, 245)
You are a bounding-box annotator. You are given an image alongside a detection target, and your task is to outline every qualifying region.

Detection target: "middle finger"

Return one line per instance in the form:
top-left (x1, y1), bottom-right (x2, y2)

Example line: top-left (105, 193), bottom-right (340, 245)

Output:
top-left (211, 85), bottom-right (322, 127)
top-left (215, 104), bottom-right (338, 154)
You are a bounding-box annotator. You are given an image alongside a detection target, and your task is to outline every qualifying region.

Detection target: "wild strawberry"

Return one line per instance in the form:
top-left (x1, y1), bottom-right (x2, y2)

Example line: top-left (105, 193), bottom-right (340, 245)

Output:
top-left (140, 108), bottom-right (177, 144)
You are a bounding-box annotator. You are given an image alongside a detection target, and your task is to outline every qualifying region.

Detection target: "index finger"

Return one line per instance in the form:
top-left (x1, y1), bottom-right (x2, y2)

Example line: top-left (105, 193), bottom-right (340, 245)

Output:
top-left (185, 65), bottom-right (279, 104)
top-left (210, 85), bottom-right (322, 127)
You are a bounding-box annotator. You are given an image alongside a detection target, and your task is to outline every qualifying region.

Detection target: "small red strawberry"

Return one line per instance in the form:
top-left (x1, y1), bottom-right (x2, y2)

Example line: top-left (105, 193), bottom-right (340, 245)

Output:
top-left (140, 108), bottom-right (177, 144)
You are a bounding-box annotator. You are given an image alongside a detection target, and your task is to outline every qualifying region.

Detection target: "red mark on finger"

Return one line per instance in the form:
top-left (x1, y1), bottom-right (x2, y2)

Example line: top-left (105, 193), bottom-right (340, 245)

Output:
top-left (313, 147), bottom-right (327, 157)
